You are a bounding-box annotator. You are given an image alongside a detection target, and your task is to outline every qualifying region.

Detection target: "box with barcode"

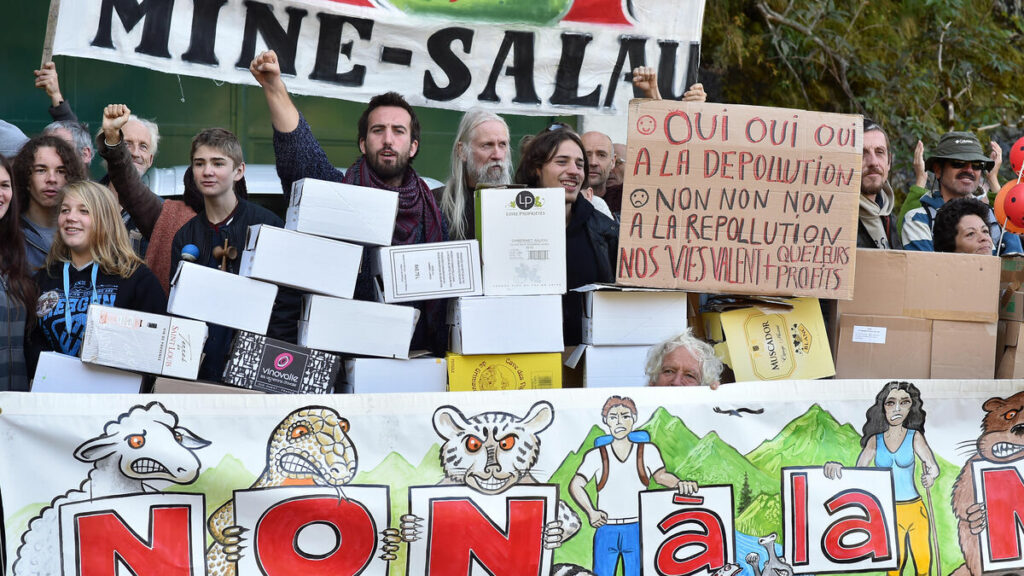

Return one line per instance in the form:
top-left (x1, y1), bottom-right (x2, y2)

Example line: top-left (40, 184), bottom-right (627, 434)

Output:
top-left (446, 352), bottom-right (562, 391)
top-left (475, 187), bottom-right (566, 295)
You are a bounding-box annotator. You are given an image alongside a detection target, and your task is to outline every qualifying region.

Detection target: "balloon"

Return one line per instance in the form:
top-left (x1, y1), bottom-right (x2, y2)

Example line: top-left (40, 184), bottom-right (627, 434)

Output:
top-left (994, 181), bottom-right (1024, 234)
top-left (1010, 136), bottom-right (1024, 175)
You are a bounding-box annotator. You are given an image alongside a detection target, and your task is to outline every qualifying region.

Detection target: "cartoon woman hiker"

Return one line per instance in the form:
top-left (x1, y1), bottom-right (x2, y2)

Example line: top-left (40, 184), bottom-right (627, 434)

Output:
top-left (824, 381), bottom-right (940, 576)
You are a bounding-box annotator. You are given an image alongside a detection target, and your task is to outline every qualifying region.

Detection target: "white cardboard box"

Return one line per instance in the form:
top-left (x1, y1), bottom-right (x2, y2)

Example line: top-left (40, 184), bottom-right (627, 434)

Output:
top-left (579, 284), bottom-right (689, 345)
top-left (33, 351), bottom-right (144, 393)
top-left (168, 262), bottom-right (278, 335)
top-left (286, 178), bottom-right (399, 246)
top-left (450, 295), bottom-right (563, 354)
top-left (82, 305), bottom-right (208, 379)
top-left (573, 345), bottom-right (650, 388)
top-left (240, 224), bottom-right (362, 299)
top-left (372, 240), bottom-right (482, 303)
top-left (299, 294), bottom-right (418, 358)
top-left (344, 357), bottom-right (447, 393)
top-left (475, 187), bottom-right (566, 295)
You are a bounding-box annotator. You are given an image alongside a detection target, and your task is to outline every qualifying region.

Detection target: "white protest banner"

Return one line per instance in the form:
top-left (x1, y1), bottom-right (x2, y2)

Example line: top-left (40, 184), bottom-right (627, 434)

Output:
top-left (640, 487), bottom-right (735, 576)
top-left (970, 458), bottom-right (1024, 573)
top-left (617, 100), bottom-right (861, 298)
top-left (2, 381), bottom-right (1022, 576)
top-left (782, 467), bottom-right (898, 574)
top-left (50, 0), bottom-right (705, 116)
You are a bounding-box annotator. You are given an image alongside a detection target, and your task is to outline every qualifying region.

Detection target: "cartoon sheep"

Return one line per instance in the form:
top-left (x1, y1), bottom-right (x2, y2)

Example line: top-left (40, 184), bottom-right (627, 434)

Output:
top-left (13, 401), bottom-right (209, 576)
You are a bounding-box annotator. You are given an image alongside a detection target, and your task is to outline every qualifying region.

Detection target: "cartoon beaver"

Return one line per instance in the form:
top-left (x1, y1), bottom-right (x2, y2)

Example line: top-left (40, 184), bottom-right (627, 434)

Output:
top-left (950, 390), bottom-right (1024, 576)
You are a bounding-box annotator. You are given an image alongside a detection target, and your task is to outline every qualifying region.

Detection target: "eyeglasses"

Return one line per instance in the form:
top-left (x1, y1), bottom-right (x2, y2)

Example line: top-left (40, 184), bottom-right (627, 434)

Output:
top-left (948, 160), bottom-right (986, 171)
top-left (547, 122), bottom-right (573, 132)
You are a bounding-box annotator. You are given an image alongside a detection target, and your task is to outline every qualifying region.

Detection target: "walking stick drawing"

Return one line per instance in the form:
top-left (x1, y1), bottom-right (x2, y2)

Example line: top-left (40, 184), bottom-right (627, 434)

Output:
top-left (925, 479), bottom-right (942, 576)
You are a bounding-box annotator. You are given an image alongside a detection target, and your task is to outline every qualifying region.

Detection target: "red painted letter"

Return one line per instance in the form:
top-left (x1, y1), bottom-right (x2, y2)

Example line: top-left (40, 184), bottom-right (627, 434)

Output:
top-left (255, 497), bottom-right (376, 576)
top-left (980, 468), bottom-right (1024, 562)
top-left (655, 509), bottom-right (727, 576)
top-left (76, 506), bottom-right (192, 576)
top-left (428, 498), bottom-right (546, 576)
top-left (822, 490), bottom-right (893, 563)
top-left (790, 472), bottom-right (809, 565)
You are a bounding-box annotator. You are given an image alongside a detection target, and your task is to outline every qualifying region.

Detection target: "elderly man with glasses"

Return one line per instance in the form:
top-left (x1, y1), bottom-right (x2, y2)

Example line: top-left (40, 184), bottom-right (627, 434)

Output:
top-left (900, 131), bottom-right (1021, 254)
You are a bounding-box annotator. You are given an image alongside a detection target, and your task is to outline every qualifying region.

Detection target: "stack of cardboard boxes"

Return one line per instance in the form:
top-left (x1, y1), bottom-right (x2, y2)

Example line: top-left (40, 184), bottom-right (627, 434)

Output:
top-left (566, 286), bottom-right (689, 387)
top-left (832, 249), bottom-right (1000, 379)
top-left (445, 187), bottom-right (567, 391)
top-left (996, 258), bottom-right (1024, 378)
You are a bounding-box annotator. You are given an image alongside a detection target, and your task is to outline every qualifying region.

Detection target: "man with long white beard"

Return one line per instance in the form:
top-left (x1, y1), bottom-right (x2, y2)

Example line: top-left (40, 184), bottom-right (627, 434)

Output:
top-left (436, 108), bottom-right (512, 240)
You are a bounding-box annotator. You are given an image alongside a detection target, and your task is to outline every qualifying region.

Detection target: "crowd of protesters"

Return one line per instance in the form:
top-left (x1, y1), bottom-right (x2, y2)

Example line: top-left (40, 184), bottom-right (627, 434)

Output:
top-left (0, 53), bottom-right (1010, 393)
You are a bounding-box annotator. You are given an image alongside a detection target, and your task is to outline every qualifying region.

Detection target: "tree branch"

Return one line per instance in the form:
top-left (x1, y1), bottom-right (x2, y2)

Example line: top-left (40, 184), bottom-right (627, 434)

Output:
top-left (756, 0), bottom-right (865, 114)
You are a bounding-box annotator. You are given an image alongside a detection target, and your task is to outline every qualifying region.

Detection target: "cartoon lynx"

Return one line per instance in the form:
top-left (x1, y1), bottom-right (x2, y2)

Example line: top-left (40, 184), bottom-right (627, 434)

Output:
top-left (403, 400), bottom-right (582, 547)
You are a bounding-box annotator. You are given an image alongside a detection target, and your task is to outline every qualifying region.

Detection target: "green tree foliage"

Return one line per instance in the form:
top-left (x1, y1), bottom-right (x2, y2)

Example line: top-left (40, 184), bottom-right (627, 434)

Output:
top-left (738, 471), bottom-right (753, 511)
top-left (700, 0), bottom-right (1024, 196)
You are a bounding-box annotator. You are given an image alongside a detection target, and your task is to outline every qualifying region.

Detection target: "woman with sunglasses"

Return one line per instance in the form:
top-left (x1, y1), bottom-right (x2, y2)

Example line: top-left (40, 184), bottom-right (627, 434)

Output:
top-left (0, 155), bottom-right (36, 390)
top-left (515, 127), bottom-right (618, 346)
top-left (28, 180), bottom-right (166, 368)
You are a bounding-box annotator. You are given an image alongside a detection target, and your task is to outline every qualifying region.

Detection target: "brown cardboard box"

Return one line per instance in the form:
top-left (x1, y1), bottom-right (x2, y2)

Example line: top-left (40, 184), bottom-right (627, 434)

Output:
top-left (839, 250), bottom-right (1000, 323)
top-left (151, 377), bottom-right (264, 394)
top-left (931, 321), bottom-right (998, 378)
top-left (997, 345), bottom-right (1024, 378)
top-left (834, 315), bottom-right (932, 379)
top-left (999, 289), bottom-right (1024, 322)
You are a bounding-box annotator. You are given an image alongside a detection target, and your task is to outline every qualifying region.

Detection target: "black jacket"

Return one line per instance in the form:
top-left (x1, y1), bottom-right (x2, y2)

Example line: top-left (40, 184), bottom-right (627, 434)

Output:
top-left (171, 199), bottom-right (301, 380)
top-left (564, 194), bottom-right (619, 345)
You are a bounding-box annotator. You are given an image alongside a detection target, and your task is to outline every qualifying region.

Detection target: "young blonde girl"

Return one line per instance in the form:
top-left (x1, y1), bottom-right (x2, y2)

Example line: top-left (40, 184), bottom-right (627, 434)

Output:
top-left (28, 180), bottom-right (166, 363)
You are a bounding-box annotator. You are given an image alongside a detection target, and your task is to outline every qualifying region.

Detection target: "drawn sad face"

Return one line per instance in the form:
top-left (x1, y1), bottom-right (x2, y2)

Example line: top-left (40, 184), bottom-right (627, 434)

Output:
top-left (630, 188), bottom-right (649, 208)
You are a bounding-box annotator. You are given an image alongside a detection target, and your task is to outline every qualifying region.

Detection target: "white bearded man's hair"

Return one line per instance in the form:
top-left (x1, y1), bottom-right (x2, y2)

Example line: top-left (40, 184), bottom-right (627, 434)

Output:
top-left (441, 108), bottom-right (511, 240)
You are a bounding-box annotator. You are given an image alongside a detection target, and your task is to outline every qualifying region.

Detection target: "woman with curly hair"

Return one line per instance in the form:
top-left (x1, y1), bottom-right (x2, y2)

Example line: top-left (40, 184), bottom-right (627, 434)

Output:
top-left (28, 180), bottom-right (165, 367)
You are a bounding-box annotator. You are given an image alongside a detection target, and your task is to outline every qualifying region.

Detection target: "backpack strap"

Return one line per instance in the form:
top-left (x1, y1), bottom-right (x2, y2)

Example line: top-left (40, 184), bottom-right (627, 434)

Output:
top-left (597, 445), bottom-right (609, 491)
top-left (636, 443), bottom-right (650, 486)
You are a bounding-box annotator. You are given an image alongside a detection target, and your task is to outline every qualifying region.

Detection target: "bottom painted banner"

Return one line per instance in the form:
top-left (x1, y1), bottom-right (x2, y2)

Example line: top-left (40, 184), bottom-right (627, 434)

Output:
top-left (0, 380), bottom-right (1021, 576)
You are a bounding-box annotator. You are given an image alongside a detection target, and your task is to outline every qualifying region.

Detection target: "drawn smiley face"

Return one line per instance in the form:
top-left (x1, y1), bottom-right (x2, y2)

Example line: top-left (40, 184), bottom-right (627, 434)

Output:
top-left (629, 189), bottom-right (649, 208)
top-left (636, 115), bottom-right (656, 136)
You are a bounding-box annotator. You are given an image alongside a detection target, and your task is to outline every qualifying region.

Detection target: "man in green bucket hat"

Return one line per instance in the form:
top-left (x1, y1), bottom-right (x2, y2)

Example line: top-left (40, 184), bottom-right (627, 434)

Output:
top-left (900, 131), bottom-right (1021, 254)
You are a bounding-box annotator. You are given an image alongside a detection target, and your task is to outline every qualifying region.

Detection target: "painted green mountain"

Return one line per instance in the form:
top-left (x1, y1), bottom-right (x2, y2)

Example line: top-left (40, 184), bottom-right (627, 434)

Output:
top-left (353, 446), bottom-right (444, 576)
top-left (547, 424), bottom-right (607, 567)
top-left (674, 431), bottom-right (776, 509)
top-left (746, 404), bottom-right (863, 478)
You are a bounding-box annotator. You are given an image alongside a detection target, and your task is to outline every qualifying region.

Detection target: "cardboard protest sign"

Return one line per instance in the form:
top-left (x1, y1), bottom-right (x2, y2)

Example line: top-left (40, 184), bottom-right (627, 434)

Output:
top-left (406, 485), bottom-right (558, 576)
top-left (782, 467), bottom-right (898, 574)
top-left (617, 101), bottom-right (861, 299)
top-left (58, 493), bottom-right (206, 576)
top-left (233, 486), bottom-right (392, 576)
top-left (640, 487), bottom-right (735, 576)
top-left (970, 458), bottom-right (1024, 573)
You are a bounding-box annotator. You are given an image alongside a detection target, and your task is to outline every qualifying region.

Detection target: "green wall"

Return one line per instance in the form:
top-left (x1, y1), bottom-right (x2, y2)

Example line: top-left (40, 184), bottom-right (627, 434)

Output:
top-left (0, 0), bottom-right (574, 183)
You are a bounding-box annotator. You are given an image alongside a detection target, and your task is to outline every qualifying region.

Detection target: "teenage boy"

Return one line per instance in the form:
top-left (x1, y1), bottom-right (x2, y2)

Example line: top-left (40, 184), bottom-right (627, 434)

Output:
top-left (170, 128), bottom-right (300, 380)
top-left (12, 135), bottom-right (87, 271)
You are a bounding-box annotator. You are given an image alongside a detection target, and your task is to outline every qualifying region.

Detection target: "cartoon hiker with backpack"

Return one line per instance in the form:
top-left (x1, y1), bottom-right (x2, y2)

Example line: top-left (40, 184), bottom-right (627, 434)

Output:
top-left (569, 395), bottom-right (699, 576)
